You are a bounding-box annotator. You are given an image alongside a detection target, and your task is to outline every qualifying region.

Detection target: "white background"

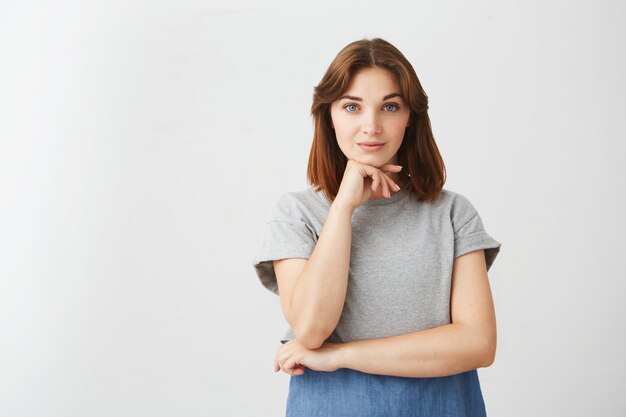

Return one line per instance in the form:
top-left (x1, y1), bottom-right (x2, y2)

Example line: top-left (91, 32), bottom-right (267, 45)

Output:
top-left (1, 0), bottom-right (625, 415)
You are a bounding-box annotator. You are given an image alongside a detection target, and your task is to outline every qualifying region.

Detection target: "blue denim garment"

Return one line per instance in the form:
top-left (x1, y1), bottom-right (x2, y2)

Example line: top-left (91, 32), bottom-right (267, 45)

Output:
top-left (286, 367), bottom-right (486, 417)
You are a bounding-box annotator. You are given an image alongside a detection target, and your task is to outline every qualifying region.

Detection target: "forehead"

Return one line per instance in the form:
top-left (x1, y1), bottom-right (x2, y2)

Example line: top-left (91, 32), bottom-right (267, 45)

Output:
top-left (341, 67), bottom-right (401, 97)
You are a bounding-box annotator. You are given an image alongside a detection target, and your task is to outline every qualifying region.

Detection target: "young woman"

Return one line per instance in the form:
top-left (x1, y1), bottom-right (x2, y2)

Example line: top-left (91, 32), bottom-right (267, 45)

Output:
top-left (253, 37), bottom-right (502, 416)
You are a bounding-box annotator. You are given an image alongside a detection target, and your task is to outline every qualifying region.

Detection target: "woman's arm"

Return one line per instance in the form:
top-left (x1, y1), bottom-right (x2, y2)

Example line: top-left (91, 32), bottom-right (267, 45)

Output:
top-left (334, 249), bottom-right (497, 378)
top-left (274, 200), bottom-right (354, 350)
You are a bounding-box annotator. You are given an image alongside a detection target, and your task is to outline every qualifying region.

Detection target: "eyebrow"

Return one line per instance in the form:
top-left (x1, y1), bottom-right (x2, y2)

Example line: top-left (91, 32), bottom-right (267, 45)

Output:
top-left (338, 93), bottom-right (403, 101)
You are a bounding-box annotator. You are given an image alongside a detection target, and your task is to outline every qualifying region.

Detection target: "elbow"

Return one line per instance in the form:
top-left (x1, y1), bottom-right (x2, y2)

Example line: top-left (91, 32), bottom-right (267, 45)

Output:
top-left (299, 336), bottom-right (325, 350)
top-left (292, 323), bottom-right (332, 350)
top-left (477, 337), bottom-right (496, 368)
top-left (288, 307), bottom-right (337, 350)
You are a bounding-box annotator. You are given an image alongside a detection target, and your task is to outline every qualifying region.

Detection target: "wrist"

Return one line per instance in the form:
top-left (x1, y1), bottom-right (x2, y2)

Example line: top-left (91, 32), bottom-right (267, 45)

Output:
top-left (330, 199), bottom-right (355, 215)
top-left (333, 342), bottom-right (353, 370)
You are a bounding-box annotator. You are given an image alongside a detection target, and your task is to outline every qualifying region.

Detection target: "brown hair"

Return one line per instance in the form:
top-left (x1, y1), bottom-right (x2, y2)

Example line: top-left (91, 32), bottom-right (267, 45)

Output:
top-left (307, 37), bottom-right (446, 203)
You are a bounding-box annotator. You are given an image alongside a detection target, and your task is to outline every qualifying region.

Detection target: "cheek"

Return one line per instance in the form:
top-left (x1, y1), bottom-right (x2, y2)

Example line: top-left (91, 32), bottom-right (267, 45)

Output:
top-left (391, 116), bottom-right (409, 137)
top-left (335, 135), bottom-right (352, 152)
top-left (332, 118), bottom-right (356, 140)
top-left (330, 107), bottom-right (344, 126)
top-left (331, 113), bottom-right (347, 130)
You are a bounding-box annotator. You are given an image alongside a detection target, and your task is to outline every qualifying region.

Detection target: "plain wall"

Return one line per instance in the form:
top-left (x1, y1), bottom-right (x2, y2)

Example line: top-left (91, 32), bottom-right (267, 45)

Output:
top-left (1, 0), bottom-right (625, 415)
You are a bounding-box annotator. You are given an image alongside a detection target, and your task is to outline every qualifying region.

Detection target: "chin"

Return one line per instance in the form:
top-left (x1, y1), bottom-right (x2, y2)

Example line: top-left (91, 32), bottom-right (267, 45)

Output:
top-left (354, 156), bottom-right (387, 168)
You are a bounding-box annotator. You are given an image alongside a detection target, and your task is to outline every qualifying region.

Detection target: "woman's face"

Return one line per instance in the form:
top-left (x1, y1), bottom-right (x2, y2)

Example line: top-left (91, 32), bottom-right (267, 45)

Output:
top-left (330, 66), bottom-right (410, 168)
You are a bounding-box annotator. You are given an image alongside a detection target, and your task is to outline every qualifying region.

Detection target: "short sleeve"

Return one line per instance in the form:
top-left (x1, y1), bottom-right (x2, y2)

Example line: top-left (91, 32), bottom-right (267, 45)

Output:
top-left (252, 194), bottom-right (317, 295)
top-left (451, 194), bottom-right (502, 272)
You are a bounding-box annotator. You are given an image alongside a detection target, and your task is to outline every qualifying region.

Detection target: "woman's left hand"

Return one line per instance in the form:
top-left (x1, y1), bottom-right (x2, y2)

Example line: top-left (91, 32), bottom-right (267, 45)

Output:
top-left (274, 339), bottom-right (343, 376)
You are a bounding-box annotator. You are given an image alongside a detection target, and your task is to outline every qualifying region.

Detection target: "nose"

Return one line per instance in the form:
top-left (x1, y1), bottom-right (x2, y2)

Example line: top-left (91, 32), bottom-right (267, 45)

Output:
top-left (360, 108), bottom-right (382, 136)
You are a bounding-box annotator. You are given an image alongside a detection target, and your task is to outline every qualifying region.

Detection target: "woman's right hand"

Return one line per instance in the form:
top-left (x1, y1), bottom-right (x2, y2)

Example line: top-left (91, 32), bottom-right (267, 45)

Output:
top-left (333, 159), bottom-right (403, 210)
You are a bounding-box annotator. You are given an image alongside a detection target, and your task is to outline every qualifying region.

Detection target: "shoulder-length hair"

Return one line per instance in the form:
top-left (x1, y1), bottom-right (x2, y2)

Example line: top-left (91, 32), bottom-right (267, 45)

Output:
top-left (307, 37), bottom-right (446, 203)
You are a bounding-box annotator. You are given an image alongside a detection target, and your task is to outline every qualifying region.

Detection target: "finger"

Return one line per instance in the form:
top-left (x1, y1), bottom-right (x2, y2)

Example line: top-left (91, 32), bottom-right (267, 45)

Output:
top-left (276, 341), bottom-right (306, 374)
top-left (276, 355), bottom-right (287, 372)
top-left (276, 342), bottom-right (295, 357)
top-left (277, 351), bottom-right (294, 371)
top-left (284, 354), bottom-right (308, 376)
top-left (371, 170), bottom-right (380, 192)
top-left (382, 171), bottom-right (400, 192)
top-left (378, 171), bottom-right (391, 198)
top-left (277, 345), bottom-right (296, 362)
top-left (380, 170), bottom-right (402, 181)
top-left (280, 365), bottom-right (295, 376)
top-left (381, 164), bottom-right (402, 173)
top-left (283, 356), bottom-right (300, 374)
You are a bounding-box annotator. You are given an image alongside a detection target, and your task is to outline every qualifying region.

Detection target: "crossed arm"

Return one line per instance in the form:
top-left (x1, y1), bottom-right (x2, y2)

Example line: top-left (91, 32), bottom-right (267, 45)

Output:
top-left (335, 249), bottom-right (497, 378)
top-left (275, 249), bottom-right (497, 378)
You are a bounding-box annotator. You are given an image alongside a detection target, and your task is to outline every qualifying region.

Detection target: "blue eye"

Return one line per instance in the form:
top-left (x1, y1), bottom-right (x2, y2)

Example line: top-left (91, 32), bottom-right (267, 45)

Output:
top-left (345, 104), bottom-right (358, 112)
top-left (384, 104), bottom-right (399, 111)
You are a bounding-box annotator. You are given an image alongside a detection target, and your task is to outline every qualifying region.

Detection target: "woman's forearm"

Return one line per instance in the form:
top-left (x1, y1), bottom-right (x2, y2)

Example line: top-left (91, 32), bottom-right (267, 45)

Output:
top-left (290, 201), bottom-right (354, 349)
top-left (336, 323), bottom-right (495, 378)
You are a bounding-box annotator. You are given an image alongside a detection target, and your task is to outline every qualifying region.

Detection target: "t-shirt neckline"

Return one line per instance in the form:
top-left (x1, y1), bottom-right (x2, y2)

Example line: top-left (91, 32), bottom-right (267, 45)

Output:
top-left (361, 187), bottom-right (408, 206)
top-left (308, 186), bottom-right (408, 207)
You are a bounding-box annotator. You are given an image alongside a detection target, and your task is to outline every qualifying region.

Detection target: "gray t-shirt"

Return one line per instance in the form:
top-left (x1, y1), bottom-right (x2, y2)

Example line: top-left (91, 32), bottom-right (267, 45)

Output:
top-left (252, 185), bottom-right (502, 344)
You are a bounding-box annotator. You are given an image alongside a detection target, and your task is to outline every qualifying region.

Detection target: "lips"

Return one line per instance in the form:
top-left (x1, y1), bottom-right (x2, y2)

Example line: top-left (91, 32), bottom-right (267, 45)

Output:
top-left (358, 143), bottom-right (385, 152)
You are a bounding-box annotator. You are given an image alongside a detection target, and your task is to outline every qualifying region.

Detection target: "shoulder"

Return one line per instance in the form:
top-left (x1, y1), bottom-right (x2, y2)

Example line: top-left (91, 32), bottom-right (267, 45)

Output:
top-left (277, 186), bottom-right (328, 209)
top-left (437, 188), bottom-right (468, 204)
top-left (437, 188), bottom-right (482, 230)
top-left (274, 187), bottom-right (314, 209)
top-left (270, 186), bottom-right (326, 221)
top-left (426, 188), bottom-right (473, 212)
top-left (443, 189), bottom-right (476, 212)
